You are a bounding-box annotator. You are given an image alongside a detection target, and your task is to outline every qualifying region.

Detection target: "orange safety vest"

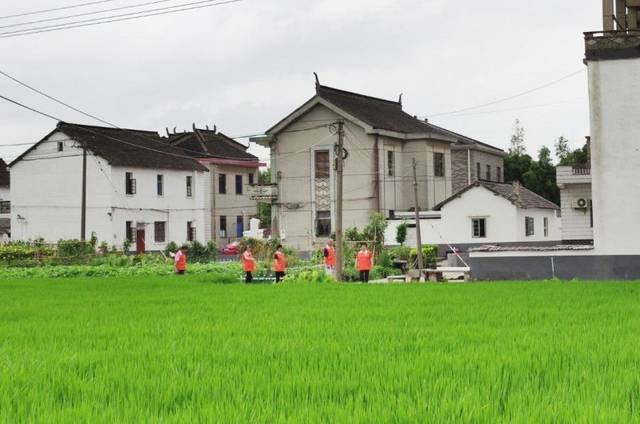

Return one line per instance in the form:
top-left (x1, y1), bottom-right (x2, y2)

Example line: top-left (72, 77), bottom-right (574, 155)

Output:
top-left (242, 251), bottom-right (256, 272)
top-left (324, 245), bottom-right (336, 266)
top-left (273, 251), bottom-right (286, 272)
top-left (356, 250), bottom-right (373, 271)
top-left (175, 250), bottom-right (187, 271)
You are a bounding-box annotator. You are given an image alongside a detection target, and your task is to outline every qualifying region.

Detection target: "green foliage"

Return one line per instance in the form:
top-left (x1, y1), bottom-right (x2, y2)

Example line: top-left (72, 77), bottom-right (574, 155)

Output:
top-left (556, 136), bottom-right (590, 167)
top-left (409, 245), bottom-right (438, 268)
top-left (164, 241), bottom-right (179, 257)
top-left (509, 119), bottom-right (526, 155)
top-left (57, 239), bottom-right (95, 258)
top-left (122, 238), bottom-right (132, 253)
top-left (0, 242), bottom-right (55, 264)
top-left (389, 246), bottom-right (412, 262)
top-left (187, 240), bottom-right (217, 263)
top-left (395, 221), bottom-right (408, 245)
top-left (521, 146), bottom-right (559, 205)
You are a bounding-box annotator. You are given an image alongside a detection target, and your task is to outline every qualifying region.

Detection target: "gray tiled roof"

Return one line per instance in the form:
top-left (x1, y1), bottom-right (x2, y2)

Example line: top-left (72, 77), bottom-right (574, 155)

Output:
top-left (169, 128), bottom-right (259, 161)
top-left (434, 180), bottom-right (559, 211)
top-left (0, 159), bottom-right (9, 187)
top-left (316, 85), bottom-right (452, 136)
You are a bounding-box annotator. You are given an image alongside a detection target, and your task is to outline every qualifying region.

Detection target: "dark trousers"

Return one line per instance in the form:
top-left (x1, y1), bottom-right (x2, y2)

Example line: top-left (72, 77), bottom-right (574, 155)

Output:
top-left (275, 271), bottom-right (285, 283)
top-left (245, 271), bottom-right (253, 283)
top-left (176, 269), bottom-right (185, 275)
top-left (359, 270), bottom-right (370, 283)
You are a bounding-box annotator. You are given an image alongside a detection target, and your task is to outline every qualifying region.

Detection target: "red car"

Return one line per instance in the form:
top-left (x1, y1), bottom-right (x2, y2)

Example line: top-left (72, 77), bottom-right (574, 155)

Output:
top-left (221, 241), bottom-right (240, 255)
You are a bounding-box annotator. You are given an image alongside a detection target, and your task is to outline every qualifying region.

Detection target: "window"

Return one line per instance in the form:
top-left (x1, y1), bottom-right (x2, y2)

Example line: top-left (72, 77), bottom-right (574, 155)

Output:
top-left (125, 172), bottom-right (136, 195)
top-left (387, 151), bottom-right (395, 177)
top-left (187, 221), bottom-right (195, 242)
top-left (486, 165), bottom-right (491, 181)
top-left (186, 176), bottom-right (193, 197)
top-left (316, 211), bottom-right (331, 237)
top-left (248, 173), bottom-right (254, 185)
top-left (125, 221), bottom-right (134, 242)
top-left (525, 216), bottom-right (535, 236)
top-left (472, 218), bottom-right (486, 238)
top-left (154, 222), bottom-right (166, 243)
top-left (315, 150), bottom-right (330, 178)
top-left (235, 175), bottom-right (243, 195)
top-left (497, 167), bottom-right (502, 182)
top-left (476, 162), bottom-right (481, 180)
top-left (218, 174), bottom-right (226, 194)
top-left (0, 201), bottom-right (10, 214)
top-left (219, 216), bottom-right (227, 237)
top-left (157, 175), bottom-right (164, 196)
top-left (57, 141), bottom-right (63, 152)
top-left (434, 152), bottom-right (444, 177)
top-left (543, 217), bottom-right (549, 237)
top-left (236, 215), bottom-right (244, 237)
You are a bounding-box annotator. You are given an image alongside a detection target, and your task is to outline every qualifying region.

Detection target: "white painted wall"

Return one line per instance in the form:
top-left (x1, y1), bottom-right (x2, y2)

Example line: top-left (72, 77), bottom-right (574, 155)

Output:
top-left (10, 131), bottom-right (209, 251)
top-left (588, 57), bottom-right (640, 254)
top-left (385, 185), bottom-right (561, 247)
top-left (559, 183), bottom-right (593, 241)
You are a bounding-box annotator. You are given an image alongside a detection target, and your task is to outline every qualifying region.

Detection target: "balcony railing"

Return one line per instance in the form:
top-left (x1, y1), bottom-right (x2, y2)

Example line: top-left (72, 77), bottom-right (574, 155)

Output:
top-left (571, 167), bottom-right (591, 176)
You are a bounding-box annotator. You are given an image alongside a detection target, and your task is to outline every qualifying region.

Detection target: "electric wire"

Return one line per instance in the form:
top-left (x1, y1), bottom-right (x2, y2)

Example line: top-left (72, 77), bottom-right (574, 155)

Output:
top-left (0, 0), bottom-right (243, 39)
top-left (0, 0), bottom-right (118, 20)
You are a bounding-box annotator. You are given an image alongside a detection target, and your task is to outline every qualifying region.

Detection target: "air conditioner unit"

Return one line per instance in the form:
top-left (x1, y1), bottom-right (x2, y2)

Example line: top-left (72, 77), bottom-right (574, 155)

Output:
top-left (574, 198), bottom-right (588, 209)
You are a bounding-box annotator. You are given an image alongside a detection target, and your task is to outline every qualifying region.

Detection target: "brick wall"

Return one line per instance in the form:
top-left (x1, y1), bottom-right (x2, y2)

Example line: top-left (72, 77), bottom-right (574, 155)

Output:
top-left (452, 148), bottom-right (504, 193)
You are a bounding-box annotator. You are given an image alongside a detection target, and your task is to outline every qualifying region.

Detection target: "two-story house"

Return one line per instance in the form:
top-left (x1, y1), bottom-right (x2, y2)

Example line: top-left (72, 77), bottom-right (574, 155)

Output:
top-left (255, 81), bottom-right (503, 251)
top-left (9, 122), bottom-right (262, 251)
top-left (167, 125), bottom-right (261, 247)
top-left (0, 158), bottom-right (10, 242)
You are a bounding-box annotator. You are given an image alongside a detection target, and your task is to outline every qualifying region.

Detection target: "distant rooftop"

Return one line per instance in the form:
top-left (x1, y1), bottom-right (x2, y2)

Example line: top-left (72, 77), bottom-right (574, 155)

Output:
top-left (585, 30), bottom-right (640, 60)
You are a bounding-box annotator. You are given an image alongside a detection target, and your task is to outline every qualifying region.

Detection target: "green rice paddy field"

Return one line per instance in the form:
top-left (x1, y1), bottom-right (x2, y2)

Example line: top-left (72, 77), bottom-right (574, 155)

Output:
top-left (1, 277), bottom-right (640, 422)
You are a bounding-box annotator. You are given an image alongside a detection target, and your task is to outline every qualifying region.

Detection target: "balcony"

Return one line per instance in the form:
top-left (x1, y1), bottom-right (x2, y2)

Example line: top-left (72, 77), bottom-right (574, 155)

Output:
top-left (556, 166), bottom-right (591, 186)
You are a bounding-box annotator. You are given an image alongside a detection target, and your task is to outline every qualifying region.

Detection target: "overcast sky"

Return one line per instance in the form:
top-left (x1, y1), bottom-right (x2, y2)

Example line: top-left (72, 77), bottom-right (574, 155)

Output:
top-left (0, 0), bottom-right (601, 164)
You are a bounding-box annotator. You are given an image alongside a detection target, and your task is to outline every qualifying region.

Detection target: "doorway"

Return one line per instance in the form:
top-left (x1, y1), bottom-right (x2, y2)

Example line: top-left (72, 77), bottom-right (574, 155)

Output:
top-left (136, 227), bottom-right (145, 254)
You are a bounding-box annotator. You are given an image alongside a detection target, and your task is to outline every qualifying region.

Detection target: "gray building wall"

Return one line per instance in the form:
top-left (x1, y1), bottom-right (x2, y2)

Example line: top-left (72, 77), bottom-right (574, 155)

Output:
top-left (451, 147), bottom-right (504, 193)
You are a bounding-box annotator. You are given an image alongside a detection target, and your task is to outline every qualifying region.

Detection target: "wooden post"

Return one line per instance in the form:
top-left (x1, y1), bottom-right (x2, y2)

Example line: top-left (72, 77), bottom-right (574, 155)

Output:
top-left (335, 121), bottom-right (345, 281)
top-left (412, 158), bottom-right (424, 273)
top-left (80, 146), bottom-right (87, 241)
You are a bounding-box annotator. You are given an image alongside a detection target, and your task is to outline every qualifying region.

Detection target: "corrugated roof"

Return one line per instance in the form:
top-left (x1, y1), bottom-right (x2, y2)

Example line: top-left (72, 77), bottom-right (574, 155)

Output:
top-left (434, 180), bottom-right (559, 211)
top-left (316, 85), bottom-right (452, 136)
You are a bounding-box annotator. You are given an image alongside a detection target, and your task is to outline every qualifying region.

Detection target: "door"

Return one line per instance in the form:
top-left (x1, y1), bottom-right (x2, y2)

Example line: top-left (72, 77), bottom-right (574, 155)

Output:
top-left (136, 228), bottom-right (145, 254)
top-left (236, 216), bottom-right (244, 238)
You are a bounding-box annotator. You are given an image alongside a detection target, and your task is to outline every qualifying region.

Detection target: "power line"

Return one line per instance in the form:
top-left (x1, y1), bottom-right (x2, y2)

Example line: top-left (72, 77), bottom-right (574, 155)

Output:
top-left (0, 94), bottom-right (63, 121)
top-left (0, 68), bottom-right (118, 127)
top-left (0, 0), bottom-right (243, 39)
top-left (424, 69), bottom-right (586, 118)
top-left (0, 0), bottom-right (178, 30)
top-left (0, 0), bottom-right (118, 20)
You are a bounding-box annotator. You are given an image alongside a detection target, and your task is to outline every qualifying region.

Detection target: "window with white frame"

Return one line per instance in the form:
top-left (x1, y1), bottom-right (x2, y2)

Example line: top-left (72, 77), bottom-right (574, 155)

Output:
top-left (434, 152), bottom-right (444, 177)
top-left (525, 216), bottom-right (535, 236)
top-left (125, 172), bottom-right (136, 195)
top-left (154, 222), bottom-right (166, 243)
top-left (472, 218), bottom-right (486, 238)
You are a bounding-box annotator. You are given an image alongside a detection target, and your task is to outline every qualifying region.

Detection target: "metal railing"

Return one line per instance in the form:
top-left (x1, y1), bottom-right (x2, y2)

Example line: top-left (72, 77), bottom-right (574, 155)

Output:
top-left (572, 167), bottom-right (591, 176)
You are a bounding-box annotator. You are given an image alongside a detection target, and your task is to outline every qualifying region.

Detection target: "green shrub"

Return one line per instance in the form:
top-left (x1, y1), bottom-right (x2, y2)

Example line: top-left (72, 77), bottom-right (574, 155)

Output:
top-left (396, 221), bottom-right (408, 245)
top-left (409, 245), bottom-right (438, 268)
top-left (164, 241), bottom-right (178, 257)
top-left (57, 239), bottom-right (95, 258)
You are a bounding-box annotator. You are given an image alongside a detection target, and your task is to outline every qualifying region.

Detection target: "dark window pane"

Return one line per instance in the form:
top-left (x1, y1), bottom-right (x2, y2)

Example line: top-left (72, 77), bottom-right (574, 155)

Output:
top-left (235, 175), bottom-right (243, 195)
top-left (315, 151), bottom-right (330, 178)
top-left (219, 174), bottom-right (226, 194)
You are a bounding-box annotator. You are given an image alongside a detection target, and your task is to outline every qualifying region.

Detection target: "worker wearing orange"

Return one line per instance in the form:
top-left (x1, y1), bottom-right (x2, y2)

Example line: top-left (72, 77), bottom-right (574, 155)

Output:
top-left (323, 239), bottom-right (336, 275)
top-left (242, 247), bottom-right (257, 283)
top-left (170, 245), bottom-right (188, 275)
top-left (356, 243), bottom-right (373, 283)
top-left (273, 244), bottom-right (287, 283)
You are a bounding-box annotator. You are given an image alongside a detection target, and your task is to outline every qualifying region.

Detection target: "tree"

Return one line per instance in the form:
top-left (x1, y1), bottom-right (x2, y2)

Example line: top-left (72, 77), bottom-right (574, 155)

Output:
top-left (258, 169), bottom-right (272, 228)
top-left (509, 119), bottom-right (526, 155)
top-left (396, 221), bottom-right (408, 246)
top-left (554, 136), bottom-right (570, 162)
top-left (522, 146), bottom-right (559, 204)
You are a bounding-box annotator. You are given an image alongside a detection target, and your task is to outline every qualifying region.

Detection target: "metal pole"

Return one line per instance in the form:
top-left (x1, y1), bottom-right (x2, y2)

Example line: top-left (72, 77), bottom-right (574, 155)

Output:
top-left (80, 146), bottom-right (87, 241)
top-left (412, 158), bottom-right (424, 271)
top-left (335, 121), bottom-right (345, 281)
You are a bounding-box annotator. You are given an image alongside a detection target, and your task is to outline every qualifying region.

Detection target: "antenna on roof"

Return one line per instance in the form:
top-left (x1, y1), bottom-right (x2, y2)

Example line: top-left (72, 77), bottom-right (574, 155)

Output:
top-left (313, 72), bottom-right (320, 88)
top-left (398, 93), bottom-right (403, 106)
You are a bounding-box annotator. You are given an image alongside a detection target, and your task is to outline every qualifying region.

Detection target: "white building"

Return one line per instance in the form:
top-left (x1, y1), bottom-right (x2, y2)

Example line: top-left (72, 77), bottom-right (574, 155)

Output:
top-left (255, 81), bottom-right (503, 252)
top-left (0, 158), bottom-right (9, 242)
top-left (385, 181), bottom-right (561, 251)
top-left (556, 165), bottom-right (593, 243)
top-left (9, 122), bottom-right (261, 251)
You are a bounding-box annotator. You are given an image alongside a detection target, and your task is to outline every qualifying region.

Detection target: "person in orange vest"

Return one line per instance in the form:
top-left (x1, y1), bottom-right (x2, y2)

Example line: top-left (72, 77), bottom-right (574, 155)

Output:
top-left (170, 245), bottom-right (188, 275)
top-left (242, 246), bottom-right (257, 283)
top-left (273, 244), bottom-right (287, 283)
top-left (356, 243), bottom-right (373, 283)
top-left (323, 239), bottom-right (336, 275)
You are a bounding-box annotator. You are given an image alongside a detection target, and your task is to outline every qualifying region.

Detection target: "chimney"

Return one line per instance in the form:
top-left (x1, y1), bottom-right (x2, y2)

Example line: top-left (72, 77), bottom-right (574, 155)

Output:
top-left (512, 181), bottom-right (521, 199)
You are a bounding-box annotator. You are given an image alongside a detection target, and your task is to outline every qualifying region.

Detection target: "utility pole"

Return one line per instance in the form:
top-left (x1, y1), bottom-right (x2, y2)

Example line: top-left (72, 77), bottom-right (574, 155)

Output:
top-left (335, 120), bottom-right (345, 281)
top-left (412, 158), bottom-right (424, 271)
top-left (80, 146), bottom-right (87, 241)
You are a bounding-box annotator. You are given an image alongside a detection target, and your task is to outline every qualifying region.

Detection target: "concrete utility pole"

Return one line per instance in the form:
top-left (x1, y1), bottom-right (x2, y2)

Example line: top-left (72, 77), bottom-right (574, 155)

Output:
top-left (80, 146), bottom-right (87, 241)
top-left (412, 158), bottom-right (424, 271)
top-left (335, 120), bottom-right (345, 281)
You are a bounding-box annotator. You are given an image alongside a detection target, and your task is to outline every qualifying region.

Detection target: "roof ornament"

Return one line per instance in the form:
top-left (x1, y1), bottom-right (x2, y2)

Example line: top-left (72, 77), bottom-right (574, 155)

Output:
top-left (398, 93), bottom-right (403, 106)
top-left (313, 72), bottom-right (320, 89)
top-left (213, 125), bottom-right (217, 134)
top-left (192, 123), bottom-right (197, 131)
top-left (206, 125), bottom-right (209, 131)
top-left (165, 127), bottom-right (170, 137)
top-left (173, 126), bottom-right (177, 134)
